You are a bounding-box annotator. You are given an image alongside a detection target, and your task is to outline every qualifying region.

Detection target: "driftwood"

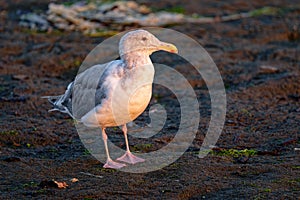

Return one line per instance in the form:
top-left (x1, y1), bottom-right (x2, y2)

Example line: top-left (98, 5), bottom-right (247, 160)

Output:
top-left (46, 2), bottom-right (185, 32)
top-left (19, 1), bottom-right (286, 34)
top-left (48, 3), bottom-right (101, 31)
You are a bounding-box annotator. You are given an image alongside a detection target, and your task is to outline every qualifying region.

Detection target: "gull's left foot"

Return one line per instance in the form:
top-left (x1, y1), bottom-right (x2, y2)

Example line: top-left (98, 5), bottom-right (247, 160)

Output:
top-left (117, 151), bottom-right (145, 164)
top-left (103, 159), bottom-right (126, 169)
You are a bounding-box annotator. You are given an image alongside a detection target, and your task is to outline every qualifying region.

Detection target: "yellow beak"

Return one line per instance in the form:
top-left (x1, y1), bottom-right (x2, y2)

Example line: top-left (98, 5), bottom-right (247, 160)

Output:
top-left (158, 42), bottom-right (178, 54)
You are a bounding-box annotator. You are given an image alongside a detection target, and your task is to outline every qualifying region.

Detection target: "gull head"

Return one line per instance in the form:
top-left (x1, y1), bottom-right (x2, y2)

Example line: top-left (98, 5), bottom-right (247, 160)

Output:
top-left (119, 29), bottom-right (178, 57)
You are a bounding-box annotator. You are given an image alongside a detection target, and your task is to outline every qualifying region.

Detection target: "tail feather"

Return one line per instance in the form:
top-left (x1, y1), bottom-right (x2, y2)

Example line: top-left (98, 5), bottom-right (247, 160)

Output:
top-left (41, 95), bottom-right (63, 105)
top-left (42, 82), bottom-right (75, 119)
top-left (48, 108), bottom-right (60, 112)
top-left (42, 95), bottom-right (66, 112)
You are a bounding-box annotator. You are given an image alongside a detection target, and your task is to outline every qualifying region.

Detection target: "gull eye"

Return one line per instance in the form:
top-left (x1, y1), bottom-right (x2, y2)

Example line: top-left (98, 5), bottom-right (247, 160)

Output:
top-left (142, 37), bottom-right (147, 41)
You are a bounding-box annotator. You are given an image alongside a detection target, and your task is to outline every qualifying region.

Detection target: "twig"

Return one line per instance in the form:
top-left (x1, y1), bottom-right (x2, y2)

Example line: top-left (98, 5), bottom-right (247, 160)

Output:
top-left (79, 172), bottom-right (103, 178)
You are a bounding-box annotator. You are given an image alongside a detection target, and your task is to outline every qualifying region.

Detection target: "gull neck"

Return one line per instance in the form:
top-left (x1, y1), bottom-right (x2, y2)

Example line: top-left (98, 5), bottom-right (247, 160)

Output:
top-left (121, 52), bottom-right (151, 69)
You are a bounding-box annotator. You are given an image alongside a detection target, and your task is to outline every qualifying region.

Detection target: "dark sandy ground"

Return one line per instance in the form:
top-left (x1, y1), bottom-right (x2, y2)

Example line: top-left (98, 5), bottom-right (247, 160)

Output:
top-left (0, 0), bottom-right (299, 199)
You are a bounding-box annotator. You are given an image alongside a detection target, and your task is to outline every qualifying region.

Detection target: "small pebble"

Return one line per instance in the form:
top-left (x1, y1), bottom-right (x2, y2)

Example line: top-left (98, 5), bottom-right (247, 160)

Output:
top-left (259, 65), bottom-right (279, 74)
top-left (71, 178), bottom-right (79, 183)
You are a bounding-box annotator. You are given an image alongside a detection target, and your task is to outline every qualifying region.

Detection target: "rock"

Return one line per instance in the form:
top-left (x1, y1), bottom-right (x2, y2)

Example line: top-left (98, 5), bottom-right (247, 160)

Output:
top-left (12, 74), bottom-right (28, 80)
top-left (70, 178), bottom-right (79, 183)
top-left (19, 13), bottom-right (49, 31)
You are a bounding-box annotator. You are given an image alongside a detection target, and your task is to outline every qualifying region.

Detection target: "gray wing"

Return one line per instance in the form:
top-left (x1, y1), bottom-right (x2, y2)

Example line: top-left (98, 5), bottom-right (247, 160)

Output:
top-left (44, 60), bottom-right (125, 120)
top-left (72, 60), bottom-right (125, 120)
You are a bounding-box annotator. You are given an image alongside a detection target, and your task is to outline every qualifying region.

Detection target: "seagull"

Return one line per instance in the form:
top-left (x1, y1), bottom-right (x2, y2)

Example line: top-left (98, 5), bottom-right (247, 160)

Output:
top-left (44, 29), bottom-right (178, 169)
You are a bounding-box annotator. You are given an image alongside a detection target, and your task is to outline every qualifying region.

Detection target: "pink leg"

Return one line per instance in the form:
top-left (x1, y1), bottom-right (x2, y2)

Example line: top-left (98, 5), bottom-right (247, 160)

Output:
top-left (102, 128), bottom-right (126, 169)
top-left (116, 124), bottom-right (145, 164)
